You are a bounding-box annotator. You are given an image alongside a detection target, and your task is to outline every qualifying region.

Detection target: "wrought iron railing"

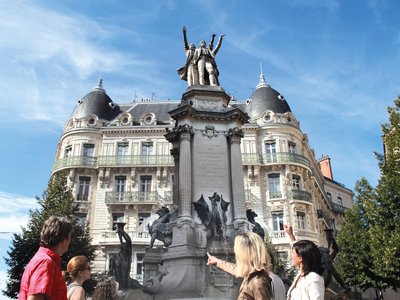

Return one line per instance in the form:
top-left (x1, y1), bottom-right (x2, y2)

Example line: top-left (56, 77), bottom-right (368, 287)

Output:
top-left (99, 230), bottom-right (150, 244)
top-left (270, 229), bottom-right (317, 240)
top-left (262, 152), bottom-right (310, 167)
top-left (98, 155), bottom-right (173, 166)
top-left (105, 191), bottom-right (159, 204)
top-left (317, 209), bottom-right (332, 226)
top-left (269, 191), bottom-right (283, 199)
top-left (77, 194), bottom-right (89, 201)
top-left (287, 189), bottom-right (312, 203)
top-left (270, 231), bottom-right (286, 239)
top-left (241, 153), bottom-right (260, 164)
top-left (52, 156), bottom-right (97, 171)
top-left (74, 201), bottom-right (89, 210)
top-left (329, 201), bottom-right (346, 213)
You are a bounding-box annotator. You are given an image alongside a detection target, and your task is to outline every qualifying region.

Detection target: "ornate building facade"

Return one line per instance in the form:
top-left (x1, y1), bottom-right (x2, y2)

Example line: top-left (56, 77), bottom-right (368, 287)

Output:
top-left (51, 73), bottom-right (353, 281)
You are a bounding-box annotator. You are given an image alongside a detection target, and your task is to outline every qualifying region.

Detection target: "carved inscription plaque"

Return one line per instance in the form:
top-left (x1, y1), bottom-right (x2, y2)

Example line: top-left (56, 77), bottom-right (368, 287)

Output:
top-left (192, 133), bottom-right (231, 223)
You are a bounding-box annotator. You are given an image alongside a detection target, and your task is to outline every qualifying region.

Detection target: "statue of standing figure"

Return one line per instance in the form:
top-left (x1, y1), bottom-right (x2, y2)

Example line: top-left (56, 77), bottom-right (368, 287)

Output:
top-left (177, 26), bottom-right (224, 87)
top-left (177, 26), bottom-right (199, 86)
top-left (108, 222), bottom-right (132, 290)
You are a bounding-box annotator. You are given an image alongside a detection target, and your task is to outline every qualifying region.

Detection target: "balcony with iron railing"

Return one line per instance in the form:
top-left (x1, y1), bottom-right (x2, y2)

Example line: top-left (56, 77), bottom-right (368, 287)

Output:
top-left (77, 193), bottom-right (89, 201)
top-left (105, 191), bottom-right (160, 205)
top-left (98, 230), bottom-right (152, 245)
top-left (317, 209), bottom-right (332, 227)
top-left (329, 201), bottom-right (346, 214)
top-left (287, 189), bottom-right (313, 204)
top-left (262, 152), bottom-right (310, 168)
top-left (241, 153), bottom-right (260, 164)
top-left (270, 230), bottom-right (287, 240)
top-left (52, 154), bottom-right (174, 173)
top-left (270, 228), bottom-right (317, 243)
top-left (269, 191), bottom-right (283, 200)
top-left (52, 156), bottom-right (97, 172)
top-left (74, 200), bottom-right (90, 212)
top-left (98, 155), bottom-right (174, 167)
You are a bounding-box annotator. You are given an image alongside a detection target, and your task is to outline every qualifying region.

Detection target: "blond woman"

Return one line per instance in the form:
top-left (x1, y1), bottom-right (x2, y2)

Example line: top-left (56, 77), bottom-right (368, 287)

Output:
top-left (207, 231), bottom-right (272, 300)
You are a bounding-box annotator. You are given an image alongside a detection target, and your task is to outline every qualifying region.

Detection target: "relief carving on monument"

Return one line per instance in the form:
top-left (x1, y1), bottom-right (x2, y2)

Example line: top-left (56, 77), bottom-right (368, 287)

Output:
top-left (201, 125), bottom-right (219, 138)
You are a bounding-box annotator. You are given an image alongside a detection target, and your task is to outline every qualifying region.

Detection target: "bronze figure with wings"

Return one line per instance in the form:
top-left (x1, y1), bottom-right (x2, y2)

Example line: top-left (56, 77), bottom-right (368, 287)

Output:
top-left (193, 192), bottom-right (230, 242)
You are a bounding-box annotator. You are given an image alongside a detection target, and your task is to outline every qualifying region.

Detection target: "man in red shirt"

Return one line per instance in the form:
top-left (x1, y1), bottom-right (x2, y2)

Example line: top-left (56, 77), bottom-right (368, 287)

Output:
top-left (19, 216), bottom-right (72, 300)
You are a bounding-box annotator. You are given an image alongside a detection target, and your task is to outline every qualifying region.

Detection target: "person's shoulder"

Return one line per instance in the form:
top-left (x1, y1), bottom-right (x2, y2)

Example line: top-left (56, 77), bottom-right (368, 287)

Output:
top-left (249, 269), bottom-right (270, 282)
top-left (269, 272), bottom-right (285, 284)
top-left (305, 272), bottom-right (324, 283)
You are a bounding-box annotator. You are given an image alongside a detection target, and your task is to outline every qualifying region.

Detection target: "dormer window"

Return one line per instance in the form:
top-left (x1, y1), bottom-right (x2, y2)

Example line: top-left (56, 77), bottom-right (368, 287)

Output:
top-left (141, 113), bottom-right (155, 125)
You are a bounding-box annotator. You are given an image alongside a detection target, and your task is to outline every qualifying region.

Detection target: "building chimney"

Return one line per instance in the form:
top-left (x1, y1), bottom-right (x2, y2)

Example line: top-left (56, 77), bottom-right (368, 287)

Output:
top-left (318, 155), bottom-right (333, 180)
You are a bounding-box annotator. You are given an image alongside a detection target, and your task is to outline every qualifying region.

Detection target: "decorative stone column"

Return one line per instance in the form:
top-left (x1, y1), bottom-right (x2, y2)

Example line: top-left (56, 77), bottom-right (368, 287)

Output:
top-left (170, 148), bottom-right (179, 207)
top-left (226, 127), bottom-right (249, 232)
top-left (178, 124), bottom-right (193, 217)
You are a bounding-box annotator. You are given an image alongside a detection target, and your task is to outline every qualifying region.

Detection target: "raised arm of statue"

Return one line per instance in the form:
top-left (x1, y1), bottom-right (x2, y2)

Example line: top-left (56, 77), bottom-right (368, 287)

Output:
top-left (183, 26), bottom-right (189, 50)
top-left (209, 33), bottom-right (216, 50)
top-left (213, 34), bottom-right (225, 55)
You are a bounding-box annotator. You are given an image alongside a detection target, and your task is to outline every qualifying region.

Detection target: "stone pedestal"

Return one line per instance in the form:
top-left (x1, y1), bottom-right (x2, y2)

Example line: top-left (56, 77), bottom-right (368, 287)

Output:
top-left (145, 85), bottom-right (249, 299)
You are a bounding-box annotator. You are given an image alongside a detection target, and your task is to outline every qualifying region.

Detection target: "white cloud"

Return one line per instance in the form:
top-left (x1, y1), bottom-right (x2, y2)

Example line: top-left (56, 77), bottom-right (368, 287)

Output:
top-left (0, 270), bottom-right (12, 300)
top-left (0, 192), bottom-right (37, 234)
top-left (0, 215), bottom-right (31, 235)
top-left (0, 0), bottom-right (153, 126)
top-left (0, 1), bottom-right (133, 76)
top-left (0, 192), bottom-right (38, 214)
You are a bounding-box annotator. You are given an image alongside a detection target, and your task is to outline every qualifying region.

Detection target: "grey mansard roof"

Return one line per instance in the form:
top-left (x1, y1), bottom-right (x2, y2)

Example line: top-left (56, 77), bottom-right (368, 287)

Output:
top-left (123, 102), bottom-right (179, 124)
top-left (247, 73), bottom-right (291, 119)
top-left (71, 79), bottom-right (121, 121)
top-left (70, 74), bottom-right (293, 125)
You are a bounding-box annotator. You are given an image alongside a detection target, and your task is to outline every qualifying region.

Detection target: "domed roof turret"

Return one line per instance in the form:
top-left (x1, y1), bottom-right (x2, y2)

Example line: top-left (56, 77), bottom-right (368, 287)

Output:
top-left (71, 78), bottom-right (121, 121)
top-left (247, 72), bottom-right (291, 119)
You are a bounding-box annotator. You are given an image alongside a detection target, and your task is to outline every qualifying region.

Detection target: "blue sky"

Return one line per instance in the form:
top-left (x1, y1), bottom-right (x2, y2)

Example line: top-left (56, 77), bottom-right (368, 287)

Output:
top-left (1, 0), bottom-right (399, 297)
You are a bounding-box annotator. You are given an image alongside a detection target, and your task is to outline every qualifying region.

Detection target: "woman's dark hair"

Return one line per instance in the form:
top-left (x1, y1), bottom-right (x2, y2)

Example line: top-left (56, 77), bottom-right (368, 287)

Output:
top-left (292, 240), bottom-right (323, 276)
top-left (40, 216), bottom-right (72, 248)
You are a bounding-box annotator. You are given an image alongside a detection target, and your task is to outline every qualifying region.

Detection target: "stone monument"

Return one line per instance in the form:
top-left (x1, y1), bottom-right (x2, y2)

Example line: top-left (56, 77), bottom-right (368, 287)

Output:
top-left (143, 27), bottom-right (251, 300)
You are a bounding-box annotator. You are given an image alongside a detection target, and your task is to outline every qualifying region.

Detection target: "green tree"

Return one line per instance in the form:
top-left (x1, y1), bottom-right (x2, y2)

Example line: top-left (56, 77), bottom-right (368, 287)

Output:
top-left (3, 171), bottom-right (96, 299)
top-left (336, 178), bottom-right (387, 290)
top-left (336, 98), bottom-right (400, 299)
top-left (369, 97), bottom-right (400, 291)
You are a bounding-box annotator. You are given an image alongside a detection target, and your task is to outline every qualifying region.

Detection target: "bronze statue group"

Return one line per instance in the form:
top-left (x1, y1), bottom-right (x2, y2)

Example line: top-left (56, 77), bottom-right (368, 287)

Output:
top-left (178, 26), bottom-right (225, 87)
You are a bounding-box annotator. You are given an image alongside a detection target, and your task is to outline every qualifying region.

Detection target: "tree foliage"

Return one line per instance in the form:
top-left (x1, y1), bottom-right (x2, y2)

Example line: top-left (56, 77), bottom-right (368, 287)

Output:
top-left (336, 97), bottom-right (400, 296)
top-left (3, 171), bottom-right (96, 299)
